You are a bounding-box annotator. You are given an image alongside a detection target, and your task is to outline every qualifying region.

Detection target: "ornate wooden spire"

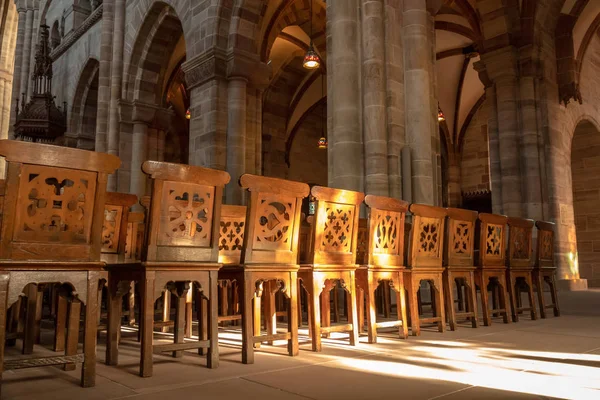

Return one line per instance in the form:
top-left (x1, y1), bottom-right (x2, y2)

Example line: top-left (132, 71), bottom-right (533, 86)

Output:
top-left (14, 24), bottom-right (67, 144)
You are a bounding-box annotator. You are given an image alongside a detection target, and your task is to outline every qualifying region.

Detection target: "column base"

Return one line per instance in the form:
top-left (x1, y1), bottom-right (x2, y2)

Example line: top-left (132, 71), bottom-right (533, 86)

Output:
top-left (557, 278), bottom-right (588, 292)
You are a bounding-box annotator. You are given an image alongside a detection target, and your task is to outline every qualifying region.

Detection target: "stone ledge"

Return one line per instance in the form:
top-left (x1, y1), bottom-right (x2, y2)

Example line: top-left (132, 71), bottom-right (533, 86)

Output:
top-left (557, 278), bottom-right (588, 291)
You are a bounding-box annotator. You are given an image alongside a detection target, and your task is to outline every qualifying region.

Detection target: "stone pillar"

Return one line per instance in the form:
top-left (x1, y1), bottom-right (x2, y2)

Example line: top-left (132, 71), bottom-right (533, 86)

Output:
top-left (328, 0), bottom-right (363, 192)
top-left (361, 0), bottom-right (388, 196)
top-left (26, 3), bottom-right (39, 101)
top-left (447, 158), bottom-right (461, 208)
top-left (95, 0), bottom-right (115, 153)
top-left (480, 47), bottom-right (523, 217)
top-left (130, 122), bottom-right (148, 209)
top-left (107, 0), bottom-right (126, 191)
top-left (519, 48), bottom-right (543, 221)
top-left (8, 4), bottom-right (26, 137)
top-left (403, 1), bottom-right (435, 204)
top-left (225, 77), bottom-right (247, 205)
top-left (18, 5), bottom-right (33, 101)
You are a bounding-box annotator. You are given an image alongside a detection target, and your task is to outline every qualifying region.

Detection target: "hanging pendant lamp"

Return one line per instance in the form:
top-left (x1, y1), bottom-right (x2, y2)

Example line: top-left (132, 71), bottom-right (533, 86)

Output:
top-left (437, 105), bottom-right (445, 122)
top-left (303, 0), bottom-right (321, 70)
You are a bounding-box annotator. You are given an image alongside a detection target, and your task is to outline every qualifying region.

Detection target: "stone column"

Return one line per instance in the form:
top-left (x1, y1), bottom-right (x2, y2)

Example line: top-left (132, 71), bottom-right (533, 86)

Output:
top-left (225, 77), bottom-right (247, 205)
top-left (447, 157), bottom-right (461, 208)
top-left (480, 47), bottom-right (523, 217)
top-left (107, 0), bottom-right (126, 191)
top-left (403, 1), bottom-right (435, 204)
top-left (519, 48), bottom-right (543, 220)
top-left (130, 122), bottom-right (148, 208)
top-left (95, 0), bottom-right (114, 153)
top-left (26, 3), bottom-right (39, 101)
top-left (18, 5), bottom-right (33, 101)
top-left (328, 0), bottom-right (363, 192)
top-left (361, 0), bottom-right (388, 196)
top-left (8, 4), bottom-right (26, 137)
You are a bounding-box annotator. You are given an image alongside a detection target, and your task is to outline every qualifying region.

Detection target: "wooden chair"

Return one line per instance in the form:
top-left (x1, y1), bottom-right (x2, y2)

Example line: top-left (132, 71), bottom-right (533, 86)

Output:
top-left (124, 211), bottom-right (145, 327)
top-left (533, 221), bottom-right (560, 318)
top-left (231, 174), bottom-right (307, 364)
top-left (443, 208), bottom-right (479, 330)
top-left (299, 186), bottom-right (364, 352)
top-left (105, 161), bottom-right (229, 377)
top-left (0, 140), bottom-right (119, 391)
top-left (506, 217), bottom-right (538, 322)
top-left (356, 195), bottom-right (409, 343)
top-left (475, 213), bottom-right (511, 326)
top-left (405, 204), bottom-right (447, 336)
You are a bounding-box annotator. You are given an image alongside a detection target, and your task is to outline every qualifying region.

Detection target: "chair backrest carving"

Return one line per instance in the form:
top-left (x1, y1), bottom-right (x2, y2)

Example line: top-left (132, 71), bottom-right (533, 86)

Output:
top-left (445, 208), bottom-right (478, 267)
top-left (476, 213), bottom-right (508, 268)
top-left (305, 186), bottom-right (365, 266)
top-left (101, 192), bottom-right (138, 263)
top-left (218, 204), bottom-right (247, 265)
top-left (125, 212), bottom-right (145, 261)
top-left (535, 221), bottom-right (555, 269)
top-left (239, 174), bottom-right (309, 266)
top-left (407, 204), bottom-right (447, 269)
top-left (507, 217), bottom-right (534, 269)
top-left (364, 195), bottom-right (408, 268)
top-left (142, 161), bottom-right (230, 263)
top-left (0, 140), bottom-right (120, 261)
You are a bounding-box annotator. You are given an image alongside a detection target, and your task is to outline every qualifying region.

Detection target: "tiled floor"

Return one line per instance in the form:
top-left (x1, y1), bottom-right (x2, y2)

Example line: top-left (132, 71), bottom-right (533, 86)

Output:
top-left (2, 289), bottom-right (600, 400)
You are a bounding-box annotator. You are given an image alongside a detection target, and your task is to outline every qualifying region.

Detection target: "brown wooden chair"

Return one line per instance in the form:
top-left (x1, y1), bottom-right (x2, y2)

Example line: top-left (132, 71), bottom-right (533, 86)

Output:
top-left (299, 186), bottom-right (364, 352)
top-left (0, 140), bottom-right (119, 390)
top-left (443, 208), bottom-right (479, 330)
top-left (124, 211), bottom-right (145, 327)
top-left (506, 217), bottom-right (538, 322)
top-left (105, 161), bottom-right (229, 377)
top-left (533, 221), bottom-right (560, 318)
top-left (356, 195), bottom-right (409, 343)
top-left (405, 204), bottom-right (447, 336)
top-left (475, 213), bottom-right (511, 325)
top-left (230, 174), bottom-right (307, 364)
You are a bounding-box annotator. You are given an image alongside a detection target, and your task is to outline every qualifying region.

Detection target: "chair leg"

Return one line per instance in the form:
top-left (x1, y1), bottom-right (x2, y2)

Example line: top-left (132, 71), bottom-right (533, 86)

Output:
top-left (81, 273), bottom-right (99, 388)
top-left (526, 275), bottom-right (537, 320)
top-left (366, 272), bottom-right (377, 344)
top-left (478, 272), bottom-right (491, 326)
top-left (65, 300), bottom-right (81, 371)
top-left (396, 272), bottom-right (409, 339)
top-left (34, 286), bottom-right (43, 345)
top-left (444, 271), bottom-right (457, 331)
top-left (106, 282), bottom-right (123, 366)
top-left (498, 274), bottom-right (511, 324)
top-left (468, 272), bottom-right (479, 328)
top-left (173, 288), bottom-right (186, 358)
top-left (287, 271), bottom-right (299, 357)
top-left (549, 275), bottom-right (561, 317)
top-left (357, 286), bottom-right (365, 333)
top-left (265, 281), bottom-right (277, 345)
top-left (54, 294), bottom-right (68, 352)
top-left (242, 271), bottom-right (255, 364)
top-left (140, 275), bottom-right (155, 378)
top-left (197, 293), bottom-right (208, 356)
top-left (408, 275), bottom-right (420, 336)
top-left (161, 290), bottom-right (170, 333)
top-left (321, 285), bottom-right (331, 338)
top-left (333, 286), bottom-right (340, 323)
top-left (253, 286), bottom-right (262, 349)
top-left (433, 277), bottom-right (446, 333)
top-left (128, 282), bottom-right (136, 327)
top-left (297, 279), bottom-right (303, 328)
top-left (0, 273), bottom-right (9, 395)
top-left (185, 287), bottom-right (193, 338)
top-left (308, 274), bottom-right (322, 352)
top-left (207, 270), bottom-right (219, 369)
top-left (507, 272), bottom-right (519, 323)
top-left (347, 271), bottom-right (359, 346)
top-left (23, 284), bottom-right (37, 355)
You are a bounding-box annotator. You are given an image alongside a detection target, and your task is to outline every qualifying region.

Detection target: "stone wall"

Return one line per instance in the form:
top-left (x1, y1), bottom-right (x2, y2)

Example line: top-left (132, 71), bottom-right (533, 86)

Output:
top-left (460, 98), bottom-right (491, 195)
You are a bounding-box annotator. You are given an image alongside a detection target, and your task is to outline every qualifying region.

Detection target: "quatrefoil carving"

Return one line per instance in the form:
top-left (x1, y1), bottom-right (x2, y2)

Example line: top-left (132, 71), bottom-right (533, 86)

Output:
top-left (15, 165), bottom-right (96, 243)
top-left (321, 203), bottom-right (354, 253)
top-left (219, 220), bottom-right (244, 251)
top-left (452, 222), bottom-right (471, 255)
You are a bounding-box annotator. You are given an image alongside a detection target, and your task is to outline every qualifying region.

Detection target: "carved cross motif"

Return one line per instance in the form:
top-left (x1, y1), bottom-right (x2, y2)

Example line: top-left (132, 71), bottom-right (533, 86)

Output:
top-left (486, 224), bottom-right (503, 257)
top-left (321, 203), bottom-right (354, 253)
top-left (219, 220), bottom-right (244, 251)
top-left (373, 212), bottom-right (400, 255)
top-left (452, 222), bottom-right (471, 255)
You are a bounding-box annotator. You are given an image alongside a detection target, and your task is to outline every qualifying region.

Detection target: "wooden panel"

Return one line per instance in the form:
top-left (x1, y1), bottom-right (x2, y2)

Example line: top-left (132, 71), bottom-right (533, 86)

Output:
top-left (253, 193), bottom-right (297, 252)
top-left (477, 213), bottom-right (508, 268)
top-left (445, 208), bottom-right (477, 267)
top-left (218, 205), bottom-right (246, 264)
top-left (507, 217), bottom-right (534, 269)
top-left (535, 221), bottom-right (555, 269)
top-left (102, 205), bottom-right (123, 254)
top-left (408, 204), bottom-right (447, 269)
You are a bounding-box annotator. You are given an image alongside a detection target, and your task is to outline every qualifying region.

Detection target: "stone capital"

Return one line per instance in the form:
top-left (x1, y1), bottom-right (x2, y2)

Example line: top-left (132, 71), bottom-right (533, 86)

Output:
top-left (182, 48), bottom-right (228, 90)
top-left (518, 44), bottom-right (542, 78)
top-left (426, 0), bottom-right (444, 16)
top-left (226, 49), bottom-right (272, 89)
top-left (479, 46), bottom-right (519, 83)
top-left (120, 100), bottom-right (157, 125)
top-left (473, 60), bottom-right (493, 88)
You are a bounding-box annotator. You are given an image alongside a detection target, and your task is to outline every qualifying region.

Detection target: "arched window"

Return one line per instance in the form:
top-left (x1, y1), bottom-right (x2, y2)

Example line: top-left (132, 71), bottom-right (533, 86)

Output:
top-left (50, 20), bottom-right (60, 49)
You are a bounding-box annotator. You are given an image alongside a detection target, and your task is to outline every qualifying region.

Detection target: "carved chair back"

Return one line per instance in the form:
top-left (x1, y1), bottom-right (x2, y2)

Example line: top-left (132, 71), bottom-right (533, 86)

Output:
top-left (355, 218), bottom-right (369, 265)
top-left (535, 221), bottom-right (555, 269)
top-left (141, 161), bottom-right (230, 263)
top-left (444, 208), bottom-right (478, 268)
top-left (304, 186), bottom-right (365, 266)
top-left (125, 212), bottom-right (145, 262)
top-left (101, 192), bottom-right (138, 263)
top-left (364, 195), bottom-right (409, 268)
top-left (239, 174), bottom-right (309, 266)
top-left (0, 140), bottom-right (120, 262)
top-left (507, 217), bottom-right (535, 269)
top-left (407, 204), bottom-right (447, 269)
top-left (218, 205), bottom-right (247, 265)
top-left (476, 213), bottom-right (508, 268)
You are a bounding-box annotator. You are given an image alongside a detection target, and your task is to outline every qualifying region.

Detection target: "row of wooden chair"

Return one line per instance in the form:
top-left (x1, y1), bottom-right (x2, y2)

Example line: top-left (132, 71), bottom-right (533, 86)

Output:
top-left (0, 141), bottom-right (560, 394)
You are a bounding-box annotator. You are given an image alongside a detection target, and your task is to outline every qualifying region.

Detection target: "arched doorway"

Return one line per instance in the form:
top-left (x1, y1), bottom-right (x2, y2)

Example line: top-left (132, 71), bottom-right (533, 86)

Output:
top-left (571, 119), bottom-right (600, 287)
top-left (68, 58), bottom-right (99, 150)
